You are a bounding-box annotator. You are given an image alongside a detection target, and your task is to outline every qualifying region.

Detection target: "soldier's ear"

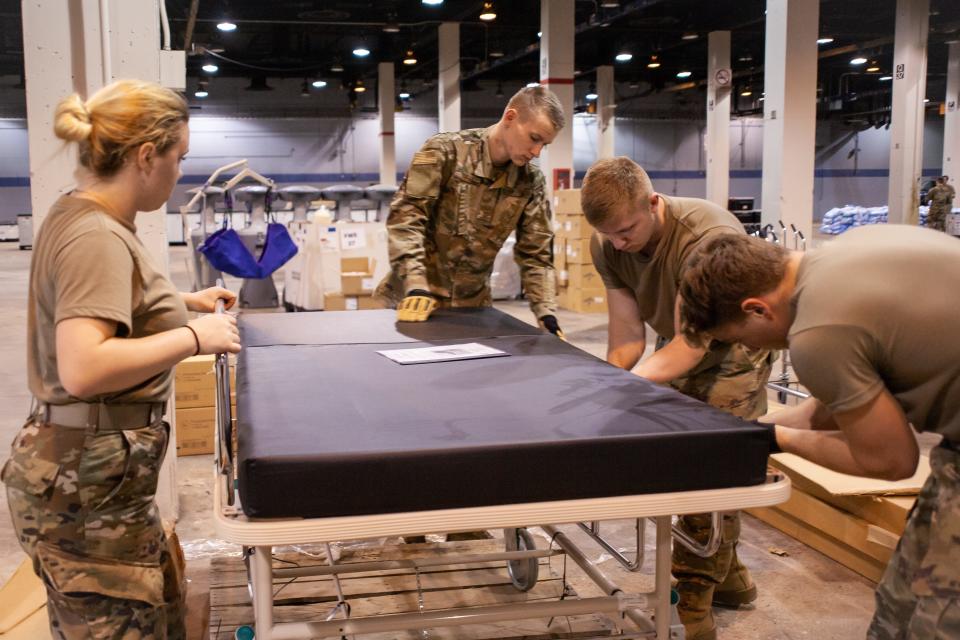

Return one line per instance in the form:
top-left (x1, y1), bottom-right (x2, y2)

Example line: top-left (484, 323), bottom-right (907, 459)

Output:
top-left (503, 108), bottom-right (519, 124)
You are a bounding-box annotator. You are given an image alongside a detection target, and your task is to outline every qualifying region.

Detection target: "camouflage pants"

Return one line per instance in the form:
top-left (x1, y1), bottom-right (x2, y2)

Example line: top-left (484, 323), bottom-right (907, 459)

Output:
top-left (1, 417), bottom-right (186, 640)
top-left (659, 338), bottom-right (774, 599)
top-left (926, 206), bottom-right (948, 233)
top-left (867, 442), bottom-right (960, 640)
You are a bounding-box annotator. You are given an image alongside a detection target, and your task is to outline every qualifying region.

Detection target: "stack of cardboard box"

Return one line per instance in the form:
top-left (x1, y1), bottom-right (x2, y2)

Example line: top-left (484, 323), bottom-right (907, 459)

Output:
top-left (553, 189), bottom-right (607, 313)
top-left (324, 256), bottom-right (386, 311)
top-left (173, 355), bottom-right (235, 456)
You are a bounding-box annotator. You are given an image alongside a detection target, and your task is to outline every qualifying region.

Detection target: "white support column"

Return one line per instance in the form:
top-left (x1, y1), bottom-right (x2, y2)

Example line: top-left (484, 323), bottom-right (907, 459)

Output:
top-left (539, 0), bottom-right (575, 202)
top-left (760, 0), bottom-right (819, 241)
top-left (705, 31), bottom-right (731, 208)
top-left (23, 0), bottom-right (180, 520)
top-left (597, 65), bottom-right (615, 159)
top-left (942, 42), bottom-right (960, 185)
top-left (887, 0), bottom-right (929, 225)
top-left (438, 22), bottom-right (460, 133)
top-left (378, 62), bottom-right (397, 185)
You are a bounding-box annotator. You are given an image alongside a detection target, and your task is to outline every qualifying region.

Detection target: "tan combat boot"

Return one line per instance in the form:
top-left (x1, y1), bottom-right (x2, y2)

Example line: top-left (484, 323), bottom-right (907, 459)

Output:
top-left (712, 551), bottom-right (757, 608)
top-left (676, 580), bottom-right (718, 640)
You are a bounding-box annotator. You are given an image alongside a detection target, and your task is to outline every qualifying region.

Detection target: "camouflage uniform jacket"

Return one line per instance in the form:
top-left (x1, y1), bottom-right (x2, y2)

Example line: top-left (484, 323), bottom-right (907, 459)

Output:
top-left (928, 183), bottom-right (956, 208)
top-left (376, 127), bottom-right (557, 318)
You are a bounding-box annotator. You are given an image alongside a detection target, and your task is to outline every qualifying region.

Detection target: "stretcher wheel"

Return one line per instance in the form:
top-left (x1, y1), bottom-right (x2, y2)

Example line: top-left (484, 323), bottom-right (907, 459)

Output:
top-left (504, 527), bottom-right (539, 592)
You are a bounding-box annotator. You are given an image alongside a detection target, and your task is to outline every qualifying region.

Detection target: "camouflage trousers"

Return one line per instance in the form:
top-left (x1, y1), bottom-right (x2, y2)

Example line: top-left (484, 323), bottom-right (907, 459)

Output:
top-left (659, 338), bottom-right (774, 602)
top-left (868, 442), bottom-right (960, 640)
top-left (926, 206), bottom-right (949, 233)
top-left (1, 416), bottom-right (186, 640)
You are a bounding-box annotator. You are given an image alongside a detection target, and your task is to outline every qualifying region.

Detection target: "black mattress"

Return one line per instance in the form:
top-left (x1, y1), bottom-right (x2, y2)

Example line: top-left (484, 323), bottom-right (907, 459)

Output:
top-left (236, 309), bottom-right (770, 519)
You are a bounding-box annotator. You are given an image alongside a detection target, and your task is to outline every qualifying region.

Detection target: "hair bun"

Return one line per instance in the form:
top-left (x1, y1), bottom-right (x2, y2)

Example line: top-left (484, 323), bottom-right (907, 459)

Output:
top-left (53, 94), bottom-right (93, 142)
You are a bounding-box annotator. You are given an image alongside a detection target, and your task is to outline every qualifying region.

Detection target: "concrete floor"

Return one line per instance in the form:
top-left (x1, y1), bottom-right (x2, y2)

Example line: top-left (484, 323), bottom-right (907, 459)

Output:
top-left (0, 242), bottom-right (877, 638)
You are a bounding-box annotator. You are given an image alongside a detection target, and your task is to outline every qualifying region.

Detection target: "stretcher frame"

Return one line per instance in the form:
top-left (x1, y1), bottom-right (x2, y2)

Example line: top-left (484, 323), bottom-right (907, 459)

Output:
top-left (212, 317), bottom-right (791, 640)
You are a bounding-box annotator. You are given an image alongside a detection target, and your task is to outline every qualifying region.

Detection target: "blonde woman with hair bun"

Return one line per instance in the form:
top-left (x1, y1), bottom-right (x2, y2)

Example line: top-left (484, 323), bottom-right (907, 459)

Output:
top-left (2, 79), bottom-right (240, 639)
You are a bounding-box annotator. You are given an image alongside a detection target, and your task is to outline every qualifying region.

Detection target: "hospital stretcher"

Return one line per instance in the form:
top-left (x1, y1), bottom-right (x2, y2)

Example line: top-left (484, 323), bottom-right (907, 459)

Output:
top-left (212, 308), bottom-right (790, 640)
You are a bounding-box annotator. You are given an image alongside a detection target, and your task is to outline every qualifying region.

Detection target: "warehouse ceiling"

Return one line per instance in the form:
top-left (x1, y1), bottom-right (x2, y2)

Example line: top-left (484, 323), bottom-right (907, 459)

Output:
top-left (1, 0), bottom-right (959, 120)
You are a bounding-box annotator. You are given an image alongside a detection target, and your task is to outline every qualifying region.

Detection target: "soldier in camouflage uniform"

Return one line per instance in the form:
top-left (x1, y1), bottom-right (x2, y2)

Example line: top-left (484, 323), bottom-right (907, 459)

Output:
top-left (926, 176), bottom-right (955, 233)
top-left (677, 228), bottom-right (960, 640)
top-left (2, 80), bottom-right (241, 639)
top-left (376, 86), bottom-right (565, 335)
top-left (581, 157), bottom-right (773, 640)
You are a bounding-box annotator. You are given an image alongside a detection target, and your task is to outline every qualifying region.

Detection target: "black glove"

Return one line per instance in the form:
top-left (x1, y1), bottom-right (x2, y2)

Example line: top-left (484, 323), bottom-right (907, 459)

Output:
top-left (538, 315), bottom-right (565, 339)
top-left (754, 420), bottom-right (782, 454)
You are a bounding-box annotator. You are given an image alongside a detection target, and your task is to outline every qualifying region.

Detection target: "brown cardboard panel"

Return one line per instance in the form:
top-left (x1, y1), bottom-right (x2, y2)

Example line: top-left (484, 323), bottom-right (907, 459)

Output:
top-left (174, 355), bottom-right (234, 409)
top-left (559, 287), bottom-right (607, 313)
top-left (175, 406), bottom-right (216, 456)
top-left (559, 215), bottom-right (595, 241)
top-left (553, 237), bottom-right (566, 273)
top-left (341, 273), bottom-right (376, 296)
top-left (566, 263), bottom-right (603, 290)
top-left (358, 295), bottom-right (385, 310)
top-left (565, 238), bottom-right (594, 265)
top-left (341, 256), bottom-right (373, 273)
top-left (553, 188), bottom-right (582, 215)
top-left (0, 558), bottom-right (46, 634)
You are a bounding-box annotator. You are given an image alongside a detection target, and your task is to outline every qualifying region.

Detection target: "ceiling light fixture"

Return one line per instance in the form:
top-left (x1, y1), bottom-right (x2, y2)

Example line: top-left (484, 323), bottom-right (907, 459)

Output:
top-left (866, 60), bottom-right (880, 72)
top-left (354, 80), bottom-right (366, 93)
top-left (676, 70), bottom-right (692, 79)
top-left (615, 52), bottom-right (633, 62)
top-left (923, 98), bottom-right (930, 103)
top-left (216, 21), bottom-right (236, 32)
top-left (479, 2), bottom-right (497, 21)
top-left (404, 49), bottom-right (418, 65)
top-left (383, 20), bottom-right (400, 33)
top-left (681, 32), bottom-right (699, 41)
top-left (740, 86), bottom-right (753, 97)
top-left (194, 90), bottom-right (208, 98)
top-left (526, 81), bottom-right (540, 88)
top-left (586, 83), bottom-right (598, 101)
top-left (422, 0), bottom-right (443, 5)
top-left (312, 80), bottom-right (327, 88)
top-left (301, 81), bottom-right (311, 98)
top-left (600, 1), bottom-right (619, 7)
top-left (353, 47), bottom-right (370, 57)
top-left (850, 56), bottom-right (867, 65)
top-left (879, 75), bottom-right (893, 81)
top-left (331, 60), bottom-right (344, 73)
top-left (647, 55), bottom-right (660, 69)
top-left (489, 49), bottom-right (505, 58)
top-left (495, 82), bottom-right (505, 97)
top-left (202, 63), bottom-right (218, 73)
top-left (817, 37), bottom-right (834, 45)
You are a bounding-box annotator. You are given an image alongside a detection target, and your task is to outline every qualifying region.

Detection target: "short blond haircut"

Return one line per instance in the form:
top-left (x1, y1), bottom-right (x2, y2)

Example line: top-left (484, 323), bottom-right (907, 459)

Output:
top-left (505, 86), bottom-right (566, 132)
top-left (54, 79), bottom-right (189, 178)
top-left (581, 157), bottom-right (654, 226)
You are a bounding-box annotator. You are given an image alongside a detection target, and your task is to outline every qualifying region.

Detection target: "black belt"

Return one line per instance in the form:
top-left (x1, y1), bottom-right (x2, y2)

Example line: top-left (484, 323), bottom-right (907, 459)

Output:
top-left (40, 402), bottom-right (165, 431)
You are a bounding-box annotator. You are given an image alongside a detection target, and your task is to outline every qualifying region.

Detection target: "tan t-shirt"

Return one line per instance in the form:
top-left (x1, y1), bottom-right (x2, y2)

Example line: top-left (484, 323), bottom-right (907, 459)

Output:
top-left (27, 194), bottom-right (189, 404)
top-left (789, 225), bottom-right (960, 443)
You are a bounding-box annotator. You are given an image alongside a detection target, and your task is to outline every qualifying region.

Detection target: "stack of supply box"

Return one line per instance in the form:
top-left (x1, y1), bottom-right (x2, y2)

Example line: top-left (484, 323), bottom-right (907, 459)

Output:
top-left (173, 355), bottom-right (235, 456)
top-left (323, 257), bottom-right (387, 311)
top-left (553, 189), bottom-right (607, 313)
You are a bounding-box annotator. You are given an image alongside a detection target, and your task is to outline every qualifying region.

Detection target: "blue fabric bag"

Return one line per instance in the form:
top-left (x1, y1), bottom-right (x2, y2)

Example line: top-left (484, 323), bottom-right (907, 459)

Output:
top-left (198, 200), bottom-right (299, 279)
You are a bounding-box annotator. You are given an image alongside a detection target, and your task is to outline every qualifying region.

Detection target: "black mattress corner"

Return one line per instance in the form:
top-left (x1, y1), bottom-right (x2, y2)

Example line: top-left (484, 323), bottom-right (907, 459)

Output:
top-left (236, 308), bottom-right (771, 519)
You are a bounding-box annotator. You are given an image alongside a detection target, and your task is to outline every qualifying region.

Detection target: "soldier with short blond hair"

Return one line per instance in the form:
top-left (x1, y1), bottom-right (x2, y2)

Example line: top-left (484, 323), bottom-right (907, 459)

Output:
top-left (581, 156), bottom-right (773, 640)
top-left (376, 86), bottom-right (565, 336)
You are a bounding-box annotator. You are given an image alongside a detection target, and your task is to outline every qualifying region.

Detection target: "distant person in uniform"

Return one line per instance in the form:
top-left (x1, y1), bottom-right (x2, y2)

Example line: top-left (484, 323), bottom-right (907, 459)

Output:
top-left (2, 80), bottom-right (241, 639)
top-left (678, 226), bottom-right (960, 640)
top-left (580, 157), bottom-right (774, 640)
top-left (926, 175), bottom-right (955, 233)
top-left (376, 86), bottom-right (565, 337)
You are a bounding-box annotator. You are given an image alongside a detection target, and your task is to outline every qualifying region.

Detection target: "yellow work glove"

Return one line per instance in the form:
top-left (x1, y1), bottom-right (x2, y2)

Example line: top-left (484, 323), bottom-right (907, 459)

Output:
top-left (538, 314), bottom-right (565, 340)
top-left (397, 290), bottom-right (437, 322)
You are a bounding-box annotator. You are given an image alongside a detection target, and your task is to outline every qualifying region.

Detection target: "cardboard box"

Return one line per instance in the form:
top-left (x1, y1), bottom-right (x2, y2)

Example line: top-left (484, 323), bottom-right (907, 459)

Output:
top-left (553, 237), bottom-right (566, 272)
top-left (175, 406), bottom-right (216, 456)
top-left (174, 355), bottom-right (235, 409)
top-left (560, 287), bottom-right (607, 313)
top-left (340, 256), bottom-right (376, 295)
top-left (559, 215), bottom-right (595, 241)
top-left (324, 292), bottom-right (383, 311)
top-left (341, 256), bottom-right (373, 273)
top-left (565, 238), bottom-right (594, 265)
top-left (565, 262), bottom-right (603, 290)
top-left (553, 188), bottom-right (582, 215)
top-left (341, 273), bottom-right (377, 295)
top-left (358, 295), bottom-right (385, 310)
